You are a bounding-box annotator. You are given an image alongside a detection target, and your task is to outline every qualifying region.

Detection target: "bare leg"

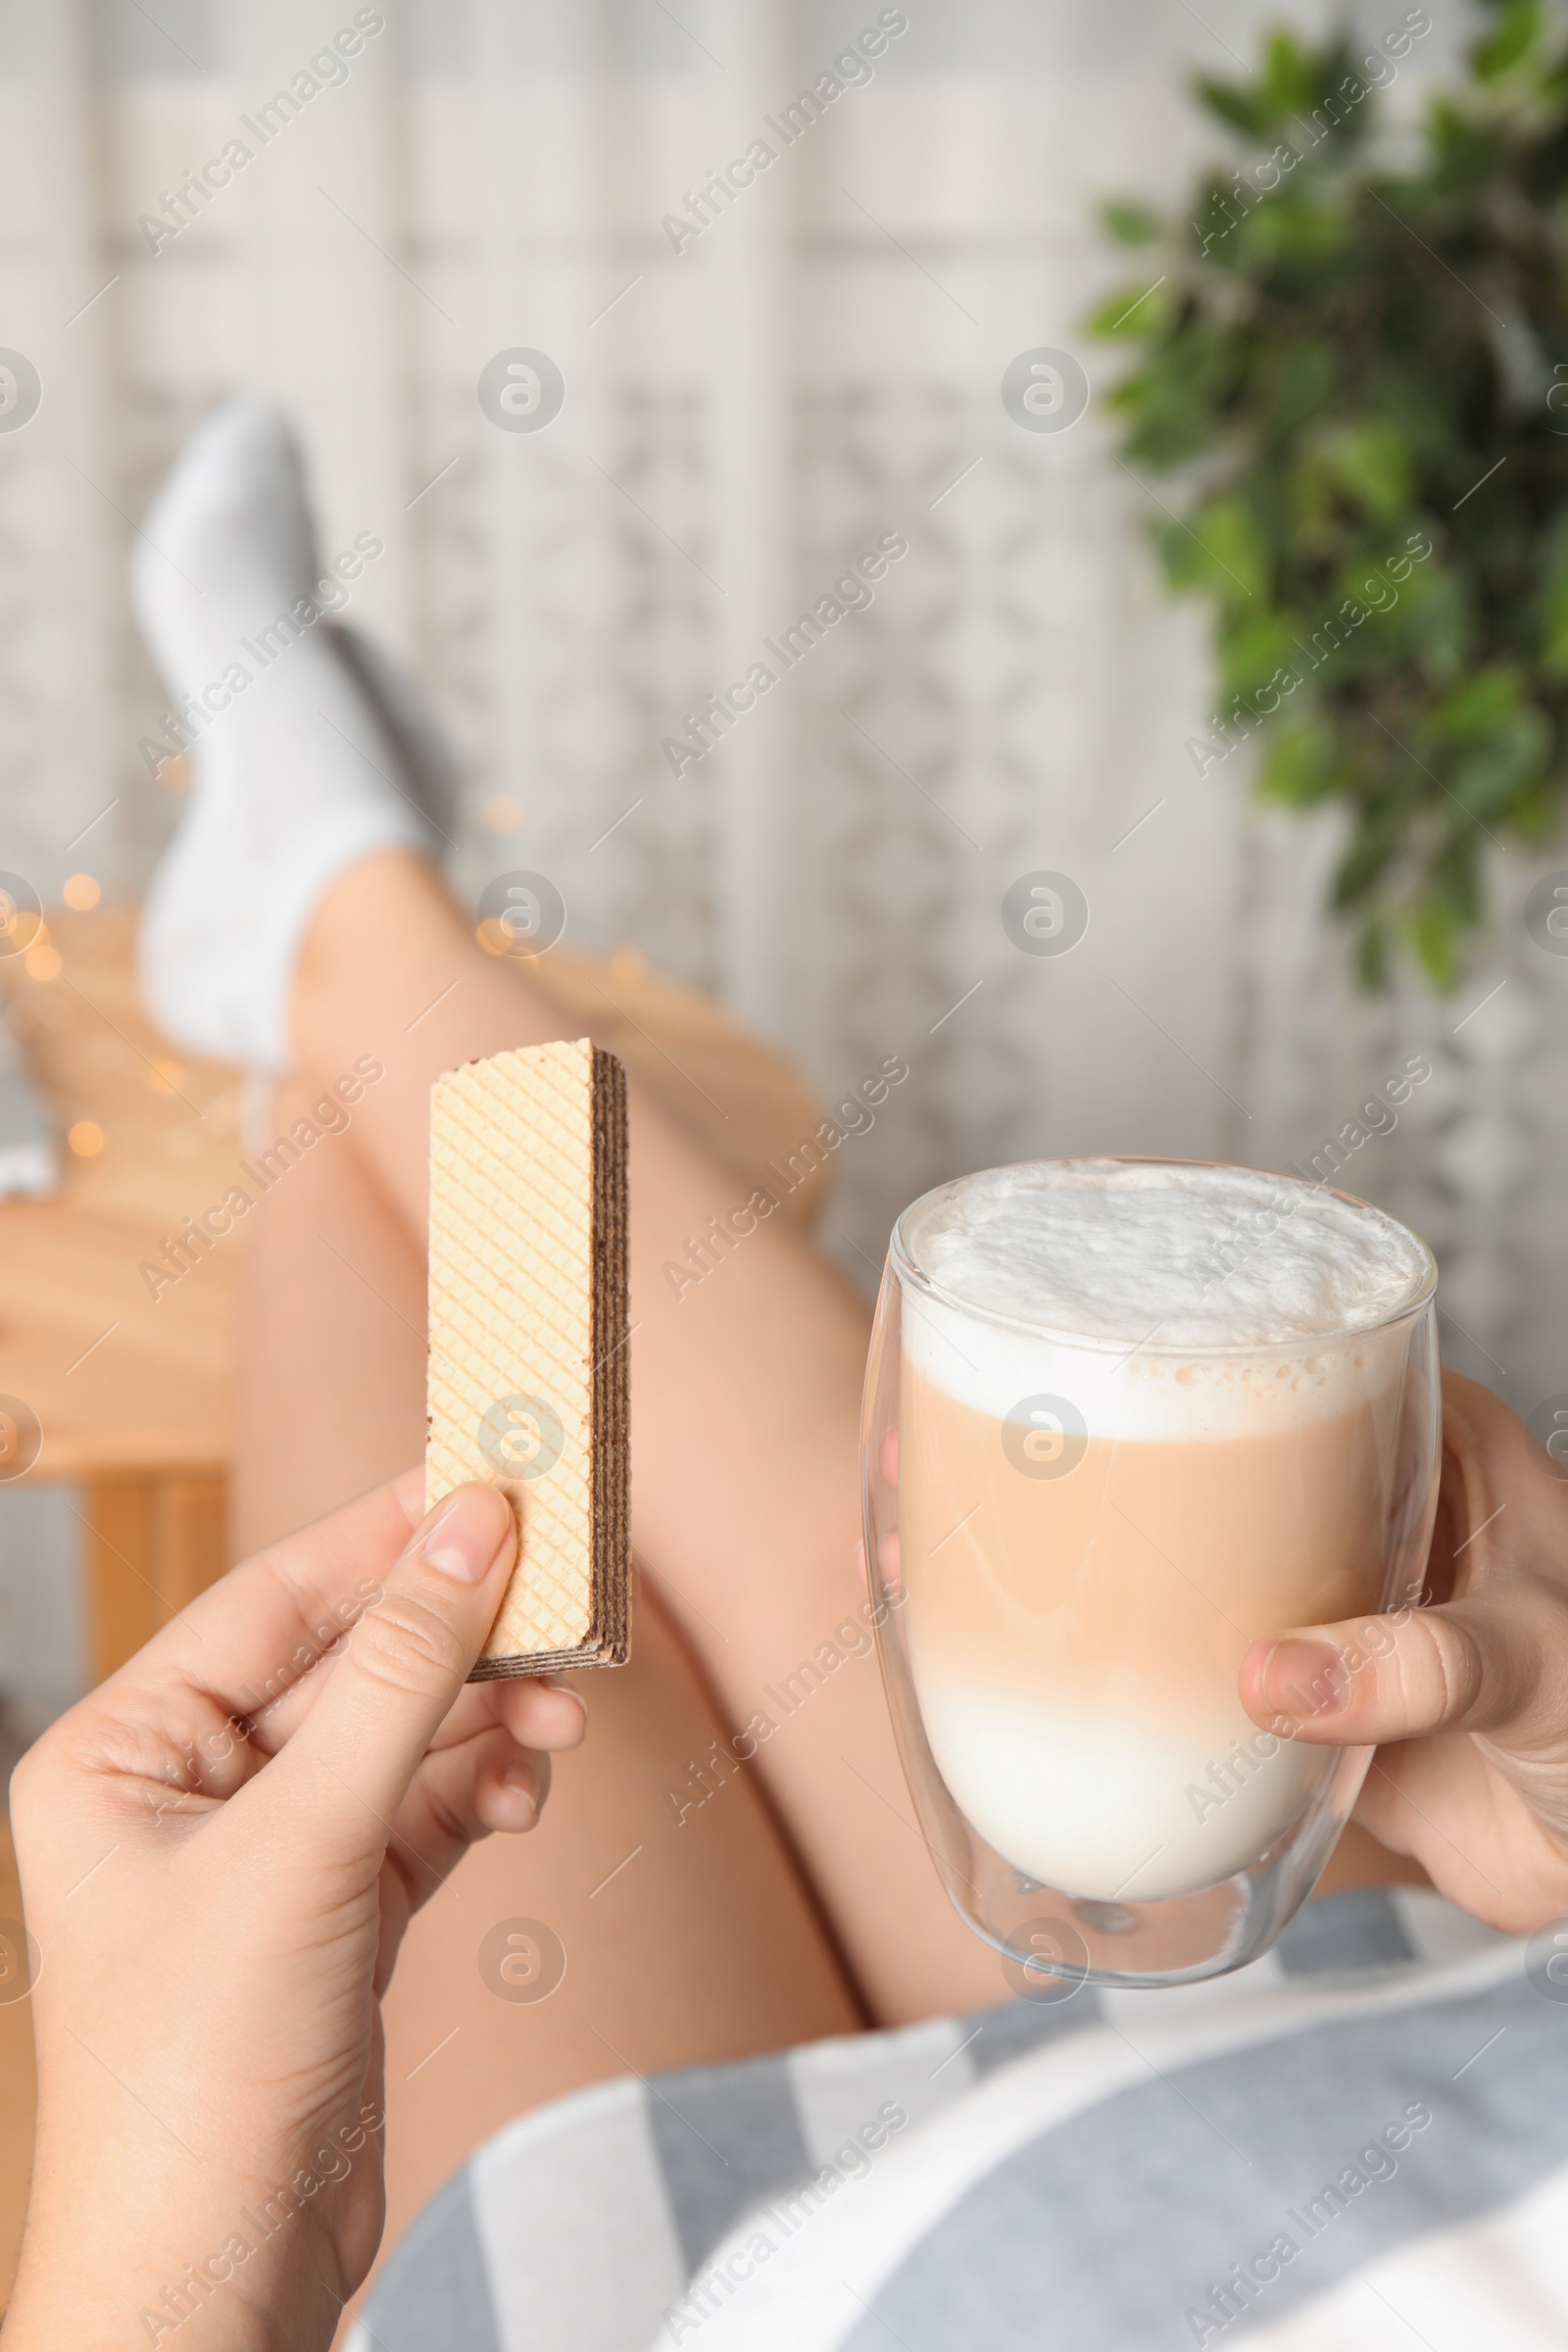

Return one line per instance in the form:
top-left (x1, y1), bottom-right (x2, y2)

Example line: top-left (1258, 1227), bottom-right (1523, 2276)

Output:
top-left (232, 1117), bottom-right (426, 1549)
top-left (234, 1079), bottom-right (867, 2301)
top-left (292, 850), bottom-right (1003, 2021)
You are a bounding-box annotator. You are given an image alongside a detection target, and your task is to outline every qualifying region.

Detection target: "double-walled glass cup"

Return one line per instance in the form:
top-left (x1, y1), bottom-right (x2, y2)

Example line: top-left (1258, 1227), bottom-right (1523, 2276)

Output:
top-left (860, 1159), bottom-right (1440, 1990)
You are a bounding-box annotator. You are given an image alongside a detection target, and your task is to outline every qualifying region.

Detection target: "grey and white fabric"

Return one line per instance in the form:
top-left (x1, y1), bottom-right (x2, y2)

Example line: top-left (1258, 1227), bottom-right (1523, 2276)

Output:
top-left (350, 1887), bottom-right (1568, 2350)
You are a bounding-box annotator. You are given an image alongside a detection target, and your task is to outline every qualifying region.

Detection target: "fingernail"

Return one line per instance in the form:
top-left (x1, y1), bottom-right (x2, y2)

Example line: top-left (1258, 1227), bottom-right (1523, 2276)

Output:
top-left (539, 1675), bottom-right (588, 1720)
top-left (421, 1496), bottom-right (507, 1585)
top-left (1261, 1640), bottom-right (1349, 1720)
top-left (501, 1759), bottom-right (537, 1821)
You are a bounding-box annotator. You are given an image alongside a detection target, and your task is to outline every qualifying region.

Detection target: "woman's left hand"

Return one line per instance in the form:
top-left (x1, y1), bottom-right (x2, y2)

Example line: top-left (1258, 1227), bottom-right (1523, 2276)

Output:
top-left (4, 1469), bottom-right (585, 2352)
top-left (1241, 1370), bottom-right (1568, 1936)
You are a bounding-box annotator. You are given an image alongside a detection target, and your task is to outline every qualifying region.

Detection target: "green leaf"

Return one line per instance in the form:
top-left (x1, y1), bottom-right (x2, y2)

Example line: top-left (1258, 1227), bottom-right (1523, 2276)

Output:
top-left (1218, 612), bottom-right (1299, 699)
top-left (1405, 568), bottom-right (1472, 683)
top-left (1320, 420), bottom-right (1414, 520)
top-left (1511, 776), bottom-right (1557, 837)
top-left (1447, 708), bottom-right (1551, 812)
top-left (1428, 663), bottom-right (1526, 742)
top-left (1259, 334), bottom-right (1340, 439)
top-left (1194, 75), bottom-right (1266, 134)
top-left (1409, 899), bottom-right (1461, 990)
top-left (1235, 194), bottom-right (1355, 268)
top-left (1355, 915), bottom-right (1392, 991)
top-left (1292, 421), bottom-right (1415, 537)
top-left (1473, 0), bottom-right (1542, 82)
top-left (1100, 200), bottom-right (1161, 246)
top-left (1258, 717), bottom-right (1336, 805)
top-left (1258, 30), bottom-right (1322, 122)
top-left (1335, 818), bottom-right (1399, 909)
top-left (1425, 94), bottom-right (1474, 164)
top-left (1087, 280), bottom-right (1176, 339)
top-left (1178, 496), bottom-right (1270, 604)
top-left (1538, 507), bottom-right (1568, 675)
top-left (1430, 830), bottom-right (1485, 923)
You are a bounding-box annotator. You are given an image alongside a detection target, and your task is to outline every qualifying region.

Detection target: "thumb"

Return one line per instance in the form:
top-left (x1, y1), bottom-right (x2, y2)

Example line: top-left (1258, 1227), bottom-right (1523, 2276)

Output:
top-left (1239, 1590), bottom-right (1548, 1751)
top-left (262, 1483), bottom-right (516, 1867)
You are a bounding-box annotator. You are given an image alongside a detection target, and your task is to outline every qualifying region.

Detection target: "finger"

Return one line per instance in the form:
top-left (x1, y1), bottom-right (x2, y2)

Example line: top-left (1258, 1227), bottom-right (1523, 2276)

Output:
top-left (475, 1744), bottom-right (551, 1835)
top-left (254, 1652), bottom-right (485, 1758)
top-left (1240, 1586), bottom-right (1561, 1749)
top-left (51, 1473), bottom-right (431, 1824)
top-left (253, 1661), bottom-right (585, 1762)
top-left (237, 1665), bottom-right (586, 1883)
top-left (402, 1725), bottom-right (553, 1853)
top-left (107, 1468), bottom-right (428, 1731)
top-left (258, 1484), bottom-right (517, 1869)
top-left (369, 1733), bottom-right (552, 1962)
top-left (489, 1677), bottom-right (587, 1754)
top-left (365, 1733), bottom-right (557, 1995)
top-left (1423, 1369), bottom-right (1511, 1609)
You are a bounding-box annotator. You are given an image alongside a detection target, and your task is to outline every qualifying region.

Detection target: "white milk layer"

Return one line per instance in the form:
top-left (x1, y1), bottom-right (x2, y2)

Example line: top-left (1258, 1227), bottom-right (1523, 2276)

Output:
top-left (899, 1160), bottom-right (1431, 1441)
top-left (919, 1676), bottom-right (1328, 1901)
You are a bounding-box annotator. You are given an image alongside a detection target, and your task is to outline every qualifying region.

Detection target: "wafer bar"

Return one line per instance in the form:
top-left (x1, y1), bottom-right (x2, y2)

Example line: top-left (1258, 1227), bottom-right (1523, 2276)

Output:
top-left (426, 1039), bottom-right (630, 1676)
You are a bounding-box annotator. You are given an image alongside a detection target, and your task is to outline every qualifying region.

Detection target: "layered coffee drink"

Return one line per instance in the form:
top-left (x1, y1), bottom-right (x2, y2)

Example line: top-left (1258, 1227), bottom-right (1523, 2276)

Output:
top-left (897, 1161), bottom-right (1434, 1904)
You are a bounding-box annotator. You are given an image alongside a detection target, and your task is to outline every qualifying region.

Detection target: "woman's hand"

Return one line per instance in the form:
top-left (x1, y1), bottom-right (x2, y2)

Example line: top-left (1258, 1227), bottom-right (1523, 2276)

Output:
top-left (1241, 1369), bottom-right (1568, 1936)
top-left (4, 1470), bottom-right (586, 2352)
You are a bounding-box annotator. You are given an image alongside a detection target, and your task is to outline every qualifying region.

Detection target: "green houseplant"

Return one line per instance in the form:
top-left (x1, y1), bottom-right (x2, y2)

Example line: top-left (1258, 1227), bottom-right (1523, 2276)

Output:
top-left (1094, 0), bottom-right (1568, 986)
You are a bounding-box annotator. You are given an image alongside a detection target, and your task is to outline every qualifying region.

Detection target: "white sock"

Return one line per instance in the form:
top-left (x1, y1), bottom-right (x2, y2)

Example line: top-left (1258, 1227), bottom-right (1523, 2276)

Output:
top-left (133, 396), bottom-right (435, 1072)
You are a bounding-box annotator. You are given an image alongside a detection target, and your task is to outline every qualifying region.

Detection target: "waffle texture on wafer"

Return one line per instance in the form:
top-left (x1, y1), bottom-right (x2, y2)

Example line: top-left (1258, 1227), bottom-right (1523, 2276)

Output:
top-left (426, 1039), bottom-right (630, 1676)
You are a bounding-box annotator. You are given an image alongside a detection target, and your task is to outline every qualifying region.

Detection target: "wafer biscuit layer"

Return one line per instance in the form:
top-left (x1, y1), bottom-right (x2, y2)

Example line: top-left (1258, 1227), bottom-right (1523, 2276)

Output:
top-left (426, 1040), bottom-right (630, 1675)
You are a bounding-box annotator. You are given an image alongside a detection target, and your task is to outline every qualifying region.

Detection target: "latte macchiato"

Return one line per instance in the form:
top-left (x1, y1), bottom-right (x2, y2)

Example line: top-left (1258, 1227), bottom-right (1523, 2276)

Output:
top-left (897, 1161), bottom-right (1433, 1903)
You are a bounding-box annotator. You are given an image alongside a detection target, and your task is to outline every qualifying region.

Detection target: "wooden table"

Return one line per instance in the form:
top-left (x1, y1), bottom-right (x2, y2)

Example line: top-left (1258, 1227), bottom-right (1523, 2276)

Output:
top-left (0, 903), bottom-right (826, 1685)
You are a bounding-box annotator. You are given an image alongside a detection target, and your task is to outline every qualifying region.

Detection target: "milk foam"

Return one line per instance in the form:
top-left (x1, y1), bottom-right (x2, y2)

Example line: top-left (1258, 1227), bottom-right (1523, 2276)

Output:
top-left (900, 1160), bottom-right (1431, 1441)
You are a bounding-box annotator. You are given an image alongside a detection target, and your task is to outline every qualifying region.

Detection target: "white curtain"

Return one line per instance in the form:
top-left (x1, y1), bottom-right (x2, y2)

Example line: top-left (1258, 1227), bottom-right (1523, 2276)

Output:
top-left (1, 0), bottom-right (1565, 1415)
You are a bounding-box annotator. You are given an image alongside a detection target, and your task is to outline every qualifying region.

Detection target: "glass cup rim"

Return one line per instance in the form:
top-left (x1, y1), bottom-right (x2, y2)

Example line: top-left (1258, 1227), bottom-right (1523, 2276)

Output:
top-left (889, 1153), bottom-right (1438, 1361)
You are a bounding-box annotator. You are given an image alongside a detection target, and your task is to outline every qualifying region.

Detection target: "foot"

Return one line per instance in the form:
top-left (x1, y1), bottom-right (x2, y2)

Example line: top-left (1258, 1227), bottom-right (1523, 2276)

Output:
top-left (133, 396), bottom-right (441, 1071)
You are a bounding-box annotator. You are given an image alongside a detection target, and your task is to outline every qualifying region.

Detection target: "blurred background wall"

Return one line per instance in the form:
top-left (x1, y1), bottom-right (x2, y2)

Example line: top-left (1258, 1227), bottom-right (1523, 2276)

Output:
top-left (0, 0), bottom-right (1564, 1710)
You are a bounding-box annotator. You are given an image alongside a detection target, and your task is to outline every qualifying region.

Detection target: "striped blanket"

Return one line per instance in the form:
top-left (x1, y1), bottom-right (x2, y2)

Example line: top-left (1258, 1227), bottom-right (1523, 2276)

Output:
top-left (353, 1887), bottom-right (1568, 2350)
